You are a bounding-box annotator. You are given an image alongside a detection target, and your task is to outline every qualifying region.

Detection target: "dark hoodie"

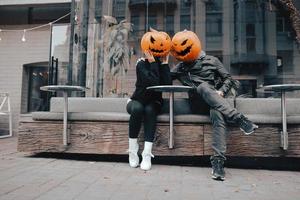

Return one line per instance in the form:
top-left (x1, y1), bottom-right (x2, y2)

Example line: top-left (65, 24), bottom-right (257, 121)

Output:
top-left (131, 58), bottom-right (172, 105)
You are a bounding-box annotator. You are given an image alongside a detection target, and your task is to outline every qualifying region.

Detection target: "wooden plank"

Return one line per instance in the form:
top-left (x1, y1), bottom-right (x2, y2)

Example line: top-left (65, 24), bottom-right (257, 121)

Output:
top-left (285, 125), bottom-right (300, 157)
top-left (18, 120), bottom-right (300, 157)
top-left (68, 122), bottom-right (204, 156)
top-left (18, 121), bottom-right (67, 152)
top-left (18, 121), bottom-right (204, 156)
top-left (204, 124), bottom-right (300, 157)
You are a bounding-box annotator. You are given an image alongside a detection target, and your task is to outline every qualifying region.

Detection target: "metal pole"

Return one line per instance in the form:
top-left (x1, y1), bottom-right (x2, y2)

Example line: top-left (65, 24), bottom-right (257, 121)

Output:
top-left (68, 0), bottom-right (75, 85)
top-left (46, 24), bottom-right (53, 110)
top-left (169, 92), bottom-right (174, 149)
top-left (281, 91), bottom-right (288, 150)
top-left (146, 0), bottom-right (149, 31)
top-left (78, 0), bottom-right (89, 95)
top-left (55, 58), bottom-right (58, 85)
top-left (63, 91), bottom-right (68, 146)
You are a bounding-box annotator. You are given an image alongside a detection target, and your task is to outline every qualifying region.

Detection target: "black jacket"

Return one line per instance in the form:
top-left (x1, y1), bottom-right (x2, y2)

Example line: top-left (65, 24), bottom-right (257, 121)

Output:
top-left (171, 55), bottom-right (234, 96)
top-left (131, 59), bottom-right (172, 105)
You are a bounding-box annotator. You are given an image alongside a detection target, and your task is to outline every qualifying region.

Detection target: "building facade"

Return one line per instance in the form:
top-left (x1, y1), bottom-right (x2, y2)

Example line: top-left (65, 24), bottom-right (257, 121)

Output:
top-left (0, 0), bottom-right (300, 134)
top-left (0, 0), bottom-right (71, 134)
top-left (72, 0), bottom-right (300, 99)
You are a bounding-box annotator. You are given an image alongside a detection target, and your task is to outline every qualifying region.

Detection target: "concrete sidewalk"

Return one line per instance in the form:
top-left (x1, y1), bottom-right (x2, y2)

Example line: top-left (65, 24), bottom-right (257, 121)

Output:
top-left (0, 137), bottom-right (300, 200)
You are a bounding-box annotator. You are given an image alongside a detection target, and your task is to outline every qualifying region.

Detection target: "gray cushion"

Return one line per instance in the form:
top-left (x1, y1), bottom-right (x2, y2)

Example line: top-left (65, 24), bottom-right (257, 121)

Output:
top-left (50, 97), bottom-right (129, 113)
top-left (33, 112), bottom-right (130, 121)
top-left (161, 99), bottom-right (192, 114)
top-left (245, 114), bottom-right (300, 124)
top-left (32, 112), bottom-right (300, 124)
top-left (161, 98), bottom-right (234, 114)
top-left (32, 112), bottom-right (211, 123)
top-left (236, 98), bottom-right (300, 115)
top-left (34, 97), bottom-right (300, 124)
top-left (157, 114), bottom-right (211, 123)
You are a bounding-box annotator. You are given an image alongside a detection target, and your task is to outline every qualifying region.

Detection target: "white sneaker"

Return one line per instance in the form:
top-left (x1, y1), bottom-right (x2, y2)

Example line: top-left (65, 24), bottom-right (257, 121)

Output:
top-left (140, 142), bottom-right (154, 171)
top-left (128, 138), bottom-right (139, 168)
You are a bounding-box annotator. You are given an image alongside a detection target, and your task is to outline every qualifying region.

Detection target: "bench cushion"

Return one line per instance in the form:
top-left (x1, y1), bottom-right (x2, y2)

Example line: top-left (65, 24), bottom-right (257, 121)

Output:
top-left (50, 97), bottom-right (234, 115)
top-left (33, 97), bottom-right (300, 124)
top-left (50, 97), bottom-right (129, 113)
top-left (236, 98), bottom-right (300, 115)
top-left (32, 112), bottom-right (212, 123)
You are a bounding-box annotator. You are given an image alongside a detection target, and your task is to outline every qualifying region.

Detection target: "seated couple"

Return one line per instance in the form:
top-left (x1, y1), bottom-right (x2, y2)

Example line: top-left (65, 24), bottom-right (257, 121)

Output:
top-left (126, 29), bottom-right (258, 181)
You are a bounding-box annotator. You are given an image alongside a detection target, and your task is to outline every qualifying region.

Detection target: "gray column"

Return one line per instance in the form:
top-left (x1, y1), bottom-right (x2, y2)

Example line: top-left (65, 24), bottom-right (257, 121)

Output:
top-left (195, 0), bottom-right (206, 50)
top-left (222, 0), bottom-right (233, 71)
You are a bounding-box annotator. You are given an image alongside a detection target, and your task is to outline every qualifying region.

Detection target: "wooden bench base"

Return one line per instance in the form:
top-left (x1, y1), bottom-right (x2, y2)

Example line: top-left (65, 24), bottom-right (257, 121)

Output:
top-left (18, 120), bottom-right (300, 157)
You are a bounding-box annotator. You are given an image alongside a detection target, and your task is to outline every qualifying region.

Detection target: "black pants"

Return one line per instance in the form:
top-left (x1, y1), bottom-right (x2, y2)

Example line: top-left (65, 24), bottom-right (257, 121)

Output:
top-left (190, 82), bottom-right (241, 160)
top-left (126, 100), bottom-right (161, 142)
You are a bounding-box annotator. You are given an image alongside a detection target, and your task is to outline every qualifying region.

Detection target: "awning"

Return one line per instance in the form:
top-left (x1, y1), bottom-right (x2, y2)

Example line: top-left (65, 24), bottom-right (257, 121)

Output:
top-left (0, 0), bottom-right (70, 6)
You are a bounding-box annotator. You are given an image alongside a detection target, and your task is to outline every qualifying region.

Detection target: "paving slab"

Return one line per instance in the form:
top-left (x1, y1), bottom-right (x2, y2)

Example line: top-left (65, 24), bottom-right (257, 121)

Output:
top-left (0, 137), bottom-right (300, 200)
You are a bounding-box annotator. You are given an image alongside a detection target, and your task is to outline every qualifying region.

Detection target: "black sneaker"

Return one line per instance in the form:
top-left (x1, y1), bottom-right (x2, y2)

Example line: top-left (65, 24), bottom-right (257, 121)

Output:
top-left (211, 156), bottom-right (225, 181)
top-left (237, 115), bottom-right (258, 135)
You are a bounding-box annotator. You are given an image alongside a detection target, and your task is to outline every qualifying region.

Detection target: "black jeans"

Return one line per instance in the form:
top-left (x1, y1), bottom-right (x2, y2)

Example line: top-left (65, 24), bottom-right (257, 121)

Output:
top-left (190, 82), bottom-right (242, 160)
top-left (126, 100), bottom-right (161, 142)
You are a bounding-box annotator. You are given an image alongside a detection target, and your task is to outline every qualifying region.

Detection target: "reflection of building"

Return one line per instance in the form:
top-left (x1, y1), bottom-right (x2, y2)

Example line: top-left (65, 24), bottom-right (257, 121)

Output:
top-left (84, 0), bottom-right (300, 98)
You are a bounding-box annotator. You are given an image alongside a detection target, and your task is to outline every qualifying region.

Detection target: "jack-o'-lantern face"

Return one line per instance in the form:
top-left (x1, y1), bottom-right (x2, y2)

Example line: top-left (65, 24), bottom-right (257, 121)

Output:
top-left (141, 28), bottom-right (171, 57)
top-left (171, 30), bottom-right (202, 62)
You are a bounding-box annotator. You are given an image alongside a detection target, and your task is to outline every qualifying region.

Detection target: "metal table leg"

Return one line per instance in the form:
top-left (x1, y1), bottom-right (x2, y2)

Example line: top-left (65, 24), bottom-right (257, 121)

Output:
top-left (169, 92), bottom-right (174, 149)
top-left (281, 91), bottom-right (288, 150)
top-left (63, 92), bottom-right (68, 146)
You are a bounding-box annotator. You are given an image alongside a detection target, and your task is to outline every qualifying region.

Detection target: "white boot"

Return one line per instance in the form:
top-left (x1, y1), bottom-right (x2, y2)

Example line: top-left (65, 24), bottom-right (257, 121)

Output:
top-left (140, 142), bottom-right (154, 171)
top-left (128, 138), bottom-right (139, 168)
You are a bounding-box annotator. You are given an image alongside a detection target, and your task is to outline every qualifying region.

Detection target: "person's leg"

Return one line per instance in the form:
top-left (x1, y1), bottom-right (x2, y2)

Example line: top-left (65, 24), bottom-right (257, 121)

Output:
top-left (143, 102), bottom-right (160, 142)
top-left (196, 82), bottom-right (258, 134)
top-left (196, 82), bottom-right (240, 120)
top-left (126, 100), bottom-right (144, 168)
top-left (210, 109), bottom-right (227, 181)
top-left (127, 100), bottom-right (144, 139)
top-left (140, 102), bottom-right (160, 170)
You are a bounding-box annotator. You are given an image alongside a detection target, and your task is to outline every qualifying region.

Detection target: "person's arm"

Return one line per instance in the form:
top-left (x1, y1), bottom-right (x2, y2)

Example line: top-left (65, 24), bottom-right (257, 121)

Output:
top-left (215, 57), bottom-right (233, 96)
top-left (159, 64), bottom-right (172, 85)
top-left (170, 63), bottom-right (182, 80)
top-left (159, 54), bottom-right (172, 85)
top-left (136, 60), bottom-right (160, 86)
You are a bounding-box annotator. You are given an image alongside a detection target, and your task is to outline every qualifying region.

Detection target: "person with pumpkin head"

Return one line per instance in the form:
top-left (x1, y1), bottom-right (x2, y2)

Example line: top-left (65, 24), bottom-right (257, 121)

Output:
top-left (126, 28), bottom-right (172, 170)
top-left (170, 30), bottom-right (258, 181)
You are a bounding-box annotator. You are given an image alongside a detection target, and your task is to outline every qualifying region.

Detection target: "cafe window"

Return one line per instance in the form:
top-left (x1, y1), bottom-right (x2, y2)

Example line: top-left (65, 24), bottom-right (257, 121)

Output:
top-left (131, 15), bottom-right (140, 36)
top-left (148, 14), bottom-right (157, 29)
top-left (206, 13), bottom-right (222, 36)
top-left (166, 15), bottom-right (174, 36)
top-left (180, 0), bottom-right (191, 30)
top-left (206, 0), bottom-right (222, 12)
top-left (27, 66), bottom-right (48, 112)
top-left (206, 0), bottom-right (222, 36)
top-left (276, 16), bottom-right (292, 34)
top-left (113, 0), bottom-right (126, 22)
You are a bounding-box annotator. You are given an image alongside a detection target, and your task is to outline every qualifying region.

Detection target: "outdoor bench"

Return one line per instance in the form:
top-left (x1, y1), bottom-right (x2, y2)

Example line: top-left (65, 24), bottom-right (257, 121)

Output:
top-left (18, 97), bottom-right (300, 157)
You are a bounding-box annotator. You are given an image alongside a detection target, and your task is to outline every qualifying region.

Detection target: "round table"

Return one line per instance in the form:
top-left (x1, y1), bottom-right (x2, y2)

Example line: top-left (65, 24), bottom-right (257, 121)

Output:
top-left (40, 85), bottom-right (88, 146)
top-left (261, 84), bottom-right (300, 150)
top-left (147, 85), bottom-right (193, 149)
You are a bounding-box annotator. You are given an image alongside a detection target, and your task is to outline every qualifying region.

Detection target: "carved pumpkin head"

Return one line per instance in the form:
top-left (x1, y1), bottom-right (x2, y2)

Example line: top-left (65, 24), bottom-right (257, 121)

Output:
top-left (171, 30), bottom-right (202, 62)
top-left (140, 28), bottom-right (171, 57)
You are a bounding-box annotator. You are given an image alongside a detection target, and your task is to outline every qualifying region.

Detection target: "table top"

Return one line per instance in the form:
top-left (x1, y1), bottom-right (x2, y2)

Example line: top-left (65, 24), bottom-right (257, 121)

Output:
top-left (261, 84), bottom-right (300, 92)
top-left (147, 85), bottom-right (193, 92)
top-left (40, 85), bottom-right (88, 92)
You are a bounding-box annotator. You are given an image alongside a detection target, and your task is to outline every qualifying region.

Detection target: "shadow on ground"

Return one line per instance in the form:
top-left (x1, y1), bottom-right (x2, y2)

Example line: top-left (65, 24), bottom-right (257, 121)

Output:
top-left (30, 153), bottom-right (300, 171)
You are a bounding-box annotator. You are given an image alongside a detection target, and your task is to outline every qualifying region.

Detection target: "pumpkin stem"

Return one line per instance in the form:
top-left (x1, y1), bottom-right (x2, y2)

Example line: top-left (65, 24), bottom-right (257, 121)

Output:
top-left (149, 27), bottom-right (158, 32)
